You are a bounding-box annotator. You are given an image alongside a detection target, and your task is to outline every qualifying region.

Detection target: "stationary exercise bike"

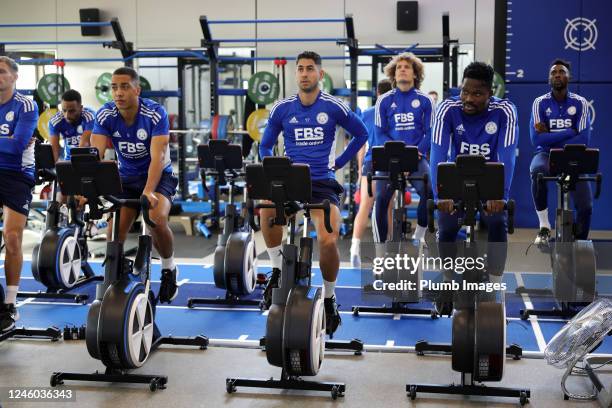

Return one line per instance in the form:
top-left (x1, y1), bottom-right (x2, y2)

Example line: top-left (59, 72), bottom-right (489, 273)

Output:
top-left (187, 140), bottom-right (260, 307)
top-left (407, 154), bottom-right (530, 405)
top-left (516, 144), bottom-right (602, 319)
top-left (352, 141), bottom-right (435, 317)
top-left (49, 148), bottom-right (208, 391)
top-left (226, 157), bottom-right (362, 399)
top-left (25, 144), bottom-right (101, 303)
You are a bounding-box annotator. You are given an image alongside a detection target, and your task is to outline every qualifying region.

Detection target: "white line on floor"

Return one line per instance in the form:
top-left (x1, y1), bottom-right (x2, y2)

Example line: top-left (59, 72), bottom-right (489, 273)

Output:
top-left (514, 272), bottom-right (547, 352)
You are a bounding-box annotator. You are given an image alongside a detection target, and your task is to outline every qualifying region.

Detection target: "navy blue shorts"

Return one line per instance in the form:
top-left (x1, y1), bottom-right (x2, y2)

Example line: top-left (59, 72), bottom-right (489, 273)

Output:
top-left (0, 170), bottom-right (34, 216)
top-left (118, 172), bottom-right (178, 204)
top-left (361, 160), bottom-right (372, 177)
top-left (310, 179), bottom-right (344, 208)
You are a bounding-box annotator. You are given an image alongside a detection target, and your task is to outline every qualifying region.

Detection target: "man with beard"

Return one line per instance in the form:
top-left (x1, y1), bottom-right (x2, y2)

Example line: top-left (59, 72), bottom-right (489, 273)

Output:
top-left (258, 51), bottom-right (368, 336)
top-left (530, 59), bottom-right (592, 244)
top-left (430, 62), bottom-right (517, 276)
top-left (48, 89), bottom-right (95, 202)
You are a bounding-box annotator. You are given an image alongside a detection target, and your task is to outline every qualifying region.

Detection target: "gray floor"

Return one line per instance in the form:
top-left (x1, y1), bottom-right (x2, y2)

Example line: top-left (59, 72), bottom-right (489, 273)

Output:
top-left (7, 222), bottom-right (612, 407)
top-left (0, 340), bottom-right (603, 408)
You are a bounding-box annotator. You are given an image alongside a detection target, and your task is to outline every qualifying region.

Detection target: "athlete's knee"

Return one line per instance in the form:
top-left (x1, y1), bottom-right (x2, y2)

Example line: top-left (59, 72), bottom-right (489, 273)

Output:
top-left (3, 229), bottom-right (23, 255)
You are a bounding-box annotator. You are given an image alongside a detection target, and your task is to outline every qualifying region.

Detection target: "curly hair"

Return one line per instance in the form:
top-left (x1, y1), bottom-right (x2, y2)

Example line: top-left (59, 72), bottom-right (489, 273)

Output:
top-left (383, 52), bottom-right (425, 89)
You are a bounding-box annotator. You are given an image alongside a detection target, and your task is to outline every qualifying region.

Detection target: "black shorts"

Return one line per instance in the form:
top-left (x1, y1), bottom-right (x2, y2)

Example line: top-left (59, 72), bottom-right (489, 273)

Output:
top-left (310, 179), bottom-right (344, 208)
top-left (0, 170), bottom-right (34, 216)
top-left (117, 172), bottom-right (178, 204)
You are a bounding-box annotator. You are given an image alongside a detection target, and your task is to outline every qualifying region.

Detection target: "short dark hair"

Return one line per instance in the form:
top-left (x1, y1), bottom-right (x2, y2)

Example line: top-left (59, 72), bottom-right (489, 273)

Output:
top-left (0, 56), bottom-right (18, 73)
top-left (296, 51), bottom-right (322, 66)
top-left (463, 62), bottom-right (494, 89)
top-left (112, 66), bottom-right (140, 84)
top-left (550, 58), bottom-right (571, 71)
top-left (61, 89), bottom-right (82, 104)
top-left (377, 79), bottom-right (392, 95)
top-left (428, 90), bottom-right (438, 96)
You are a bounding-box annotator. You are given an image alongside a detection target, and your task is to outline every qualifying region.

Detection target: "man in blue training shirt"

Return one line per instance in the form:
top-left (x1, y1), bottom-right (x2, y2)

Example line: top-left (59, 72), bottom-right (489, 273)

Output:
top-left (350, 79), bottom-right (393, 268)
top-left (530, 59), bottom-right (591, 244)
top-left (49, 89), bottom-right (95, 202)
top-left (259, 51), bottom-right (368, 335)
top-left (372, 52), bottom-right (433, 245)
top-left (90, 66), bottom-right (179, 304)
top-left (430, 62), bottom-right (518, 274)
top-left (0, 56), bottom-right (38, 332)
top-left (48, 89), bottom-right (94, 162)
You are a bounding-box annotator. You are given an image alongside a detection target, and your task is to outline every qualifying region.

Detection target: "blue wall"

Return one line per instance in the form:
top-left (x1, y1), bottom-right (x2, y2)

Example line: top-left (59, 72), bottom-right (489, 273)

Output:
top-left (504, 0), bottom-right (612, 229)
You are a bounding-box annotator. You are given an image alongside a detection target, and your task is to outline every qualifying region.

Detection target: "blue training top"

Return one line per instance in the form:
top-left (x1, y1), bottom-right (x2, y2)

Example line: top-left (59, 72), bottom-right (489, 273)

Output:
top-left (49, 107), bottom-right (95, 160)
top-left (530, 91), bottom-right (591, 153)
top-left (430, 96), bottom-right (518, 199)
top-left (0, 91), bottom-right (38, 179)
top-left (374, 87), bottom-right (433, 155)
top-left (259, 91), bottom-right (368, 181)
top-left (92, 98), bottom-right (171, 178)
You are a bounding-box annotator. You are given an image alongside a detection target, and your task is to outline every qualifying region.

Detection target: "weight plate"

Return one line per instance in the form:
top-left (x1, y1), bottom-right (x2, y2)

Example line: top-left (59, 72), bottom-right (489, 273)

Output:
top-left (37, 74), bottom-right (70, 106)
top-left (37, 108), bottom-right (59, 140)
top-left (492, 71), bottom-right (505, 98)
top-left (139, 76), bottom-right (151, 91)
top-left (246, 109), bottom-right (269, 142)
top-left (321, 72), bottom-right (334, 94)
top-left (247, 71), bottom-right (280, 105)
top-left (95, 72), bottom-right (113, 104)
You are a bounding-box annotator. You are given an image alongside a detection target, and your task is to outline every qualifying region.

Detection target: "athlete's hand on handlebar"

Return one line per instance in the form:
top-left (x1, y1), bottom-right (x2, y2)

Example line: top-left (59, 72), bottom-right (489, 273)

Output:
top-left (484, 199), bottom-right (505, 214)
top-left (142, 190), bottom-right (159, 209)
top-left (437, 199), bottom-right (455, 214)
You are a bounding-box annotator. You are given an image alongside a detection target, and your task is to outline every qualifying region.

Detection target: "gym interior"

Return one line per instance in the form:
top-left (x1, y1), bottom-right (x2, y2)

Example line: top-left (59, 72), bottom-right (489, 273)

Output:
top-left (1, 0), bottom-right (612, 407)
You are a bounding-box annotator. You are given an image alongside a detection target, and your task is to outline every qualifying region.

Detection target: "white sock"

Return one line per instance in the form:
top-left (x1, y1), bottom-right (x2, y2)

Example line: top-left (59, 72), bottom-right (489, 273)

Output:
top-left (267, 245), bottom-right (283, 270)
top-left (161, 255), bottom-right (175, 270)
top-left (537, 209), bottom-right (551, 230)
top-left (323, 279), bottom-right (336, 299)
top-left (350, 238), bottom-right (361, 253)
top-left (5, 285), bottom-right (18, 305)
top-left (412, 225), bottom-right (427, 240)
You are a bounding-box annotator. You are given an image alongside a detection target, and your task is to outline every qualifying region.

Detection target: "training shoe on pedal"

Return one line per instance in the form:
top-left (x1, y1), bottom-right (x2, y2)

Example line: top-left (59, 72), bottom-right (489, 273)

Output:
top-left (158, 267), bottom-right (179, 304)
top-left (260, 268), bottom-right (280, 310)
top-left (0, 303), bottom-right (19, 333)
top-left (534, 227), bottom-right (551, 245)
top-left (324, 296), bottom-right (342, 337)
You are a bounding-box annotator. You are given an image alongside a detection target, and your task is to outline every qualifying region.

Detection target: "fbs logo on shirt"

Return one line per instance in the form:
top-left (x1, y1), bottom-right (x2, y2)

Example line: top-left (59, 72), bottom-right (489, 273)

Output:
top-left (0, 123), bottom-right (10, 135)
top-left (294, 127), bottom-right (324, 142)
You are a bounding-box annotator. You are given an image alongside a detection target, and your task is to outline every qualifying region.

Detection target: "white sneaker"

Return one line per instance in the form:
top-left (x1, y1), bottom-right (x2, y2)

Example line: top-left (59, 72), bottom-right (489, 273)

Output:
top-left (412, 225), bottom-right (427, 242)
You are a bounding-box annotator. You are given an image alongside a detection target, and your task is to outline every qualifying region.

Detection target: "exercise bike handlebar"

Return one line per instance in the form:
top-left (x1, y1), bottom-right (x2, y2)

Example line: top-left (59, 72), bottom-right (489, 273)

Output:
top-left (367, 171), bottom-right (428, 198)
top-left (246, 199), bottom-right (260, 232)
top-left (251, 199), bottom-right (334, 234)
top-left (537, 172), bottom-right (603, 199)
top-left (101, 195), bottom-right (157, 228)
top-left (427, 198), bottom-right (515, 234)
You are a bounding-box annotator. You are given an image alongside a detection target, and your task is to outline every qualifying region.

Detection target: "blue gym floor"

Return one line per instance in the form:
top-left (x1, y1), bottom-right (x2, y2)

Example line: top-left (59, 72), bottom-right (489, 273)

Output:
top-left (3, 259), bottom-right (612, 355)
